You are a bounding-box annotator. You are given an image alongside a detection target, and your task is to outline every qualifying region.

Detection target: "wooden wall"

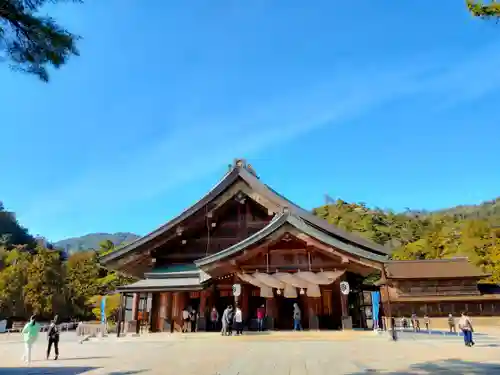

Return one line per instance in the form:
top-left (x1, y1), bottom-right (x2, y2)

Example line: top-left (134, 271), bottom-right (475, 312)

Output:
top-left (390, 279), bottom-right (480, 298)
top-left (155, 199), bottom-right (272, 266)
top-left (388, 300), bottom-right (500, 318)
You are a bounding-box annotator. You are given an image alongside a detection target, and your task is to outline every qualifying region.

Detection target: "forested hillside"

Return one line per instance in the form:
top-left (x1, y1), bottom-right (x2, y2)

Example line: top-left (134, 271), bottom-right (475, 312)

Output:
top-left (1, 195), bottom-right (499, 320)
top-left (314, 197), bottom-right (500, 282)
top-left (0, 202), bottom-right (133, 320)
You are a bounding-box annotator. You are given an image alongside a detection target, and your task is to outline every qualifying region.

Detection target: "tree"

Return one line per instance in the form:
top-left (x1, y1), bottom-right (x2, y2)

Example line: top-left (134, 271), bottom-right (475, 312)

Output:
top-left (0, 0), bottom-right (81, 82)
top-left (23, 246), bottom-right (65, 316)
top-left (88, 294), bottom-right (121, 323)
top-left (65, 251), bottom-right (100, 318)
top-left (467, 1), bottom-right (500, 19)
top-left (0, 202), bottom-right (35, 248)
top-left (0, 247), bottom-right (31, 317)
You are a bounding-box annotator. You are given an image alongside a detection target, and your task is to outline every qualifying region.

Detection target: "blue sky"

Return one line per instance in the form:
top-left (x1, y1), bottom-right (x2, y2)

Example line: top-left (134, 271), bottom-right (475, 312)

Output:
top-left (1, 1), bottom-right (500, 241)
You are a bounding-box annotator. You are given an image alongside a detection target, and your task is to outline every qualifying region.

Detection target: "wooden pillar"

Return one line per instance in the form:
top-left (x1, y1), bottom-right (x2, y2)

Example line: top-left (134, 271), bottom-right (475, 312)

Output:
top-left (322, 289), bottom-right (333, 329)
top-left (132, 293), bottom-right (140, 320)
top-left (198, 290), bottom-right (208, 331)
top-left (265, 297), bottom-right (276, 330)
top-left (150, 293), bottom-right (159, 332)
top-left (241, 284), bottom-right (250, 321)
top-left (133, 293), bottom-right (141, 335)
top-left (165, 292), bottom-right (173, 332)
top-left (172, 292), bottom-right (189, 332)
top-left (307, 297), bottom-right (321, 330)
top-left (157, 293), bottom-right (166, 332)
top-left (339, 275), bottom-right (352, 330)
top-left (116, 293), bottom-right (125, 337)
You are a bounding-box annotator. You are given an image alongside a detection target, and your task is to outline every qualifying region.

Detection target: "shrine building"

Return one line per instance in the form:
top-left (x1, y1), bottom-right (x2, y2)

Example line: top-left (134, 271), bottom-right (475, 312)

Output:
top-left (100, 159), bottom-right (496, 334)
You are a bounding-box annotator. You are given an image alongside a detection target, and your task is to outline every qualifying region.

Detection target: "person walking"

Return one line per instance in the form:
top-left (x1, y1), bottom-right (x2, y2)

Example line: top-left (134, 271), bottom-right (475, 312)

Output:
top-left (210, 307), bottom-right (219, 332)
top-left (21, 315), bottom-right (40, 365)
top-left (293, 303), bottom-right (302, 331)
top-left (256, 304), bottom-right (265, 332)
top-left (448, 313), bottom-right (456, 333)
top-left (423, 315), bottom-right (430, 332)
top-left (221, 306), bottom-right (230, 336)
top-left (234, 306), bottom-right (243, 335)
top-left (46, 315), bottom-right (60, 360)
top-left (458, 311), bottom-right (474, 347)
top-left (190, 309), bottom-right (197, 332)
top-left (410, 313), bottom-right (417, 332)
top-left (226, 305), bottom-right (234, 336)
top-left (390, 316), bottom-right (398, 341)
top-left (182, 307), bottom-right (190, 333)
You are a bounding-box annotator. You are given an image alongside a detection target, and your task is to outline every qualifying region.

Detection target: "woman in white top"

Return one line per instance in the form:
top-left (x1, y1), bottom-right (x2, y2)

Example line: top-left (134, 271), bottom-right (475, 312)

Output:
top-left (458, 311), bottom-right (474, 347)
top-left (234, 306), bottom-right (243, 335)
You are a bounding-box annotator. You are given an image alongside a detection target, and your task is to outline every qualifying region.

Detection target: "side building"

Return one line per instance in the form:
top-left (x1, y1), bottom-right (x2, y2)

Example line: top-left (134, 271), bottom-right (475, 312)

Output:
top-left (100, 159), bottom-right (497, 334)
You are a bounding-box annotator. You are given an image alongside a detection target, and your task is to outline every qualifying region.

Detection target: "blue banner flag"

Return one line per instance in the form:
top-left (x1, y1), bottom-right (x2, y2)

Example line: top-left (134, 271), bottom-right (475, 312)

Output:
top-left (371, 291), bottom-right (380, 329)
top-left (100, 295), bottom-right (107, 324)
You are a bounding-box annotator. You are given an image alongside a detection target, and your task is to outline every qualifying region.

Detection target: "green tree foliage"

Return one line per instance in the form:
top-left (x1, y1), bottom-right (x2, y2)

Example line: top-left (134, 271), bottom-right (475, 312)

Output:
top-left (24, 246), bottom-right (65, 315)
top-left (65, 251), bottom-right (100, 317)
top-left (315, 197), bottom-right (500, 283)
top-left (0, 202), bottom-right (35, 248)
top-left (0, 246), bottom-right (31, 317)
top-left (0, 222), bottom-right (133, 319)
top-left (0, 0), bottom-right (81, 81)
top-left (88, 294), bottom-right (121, 323)
top-left (467, 0), bottom-right (500, 19)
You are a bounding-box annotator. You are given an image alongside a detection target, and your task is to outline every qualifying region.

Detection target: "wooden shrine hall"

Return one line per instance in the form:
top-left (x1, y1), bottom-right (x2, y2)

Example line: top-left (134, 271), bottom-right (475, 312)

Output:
top-left (100, 159), bottom-right (494, 334)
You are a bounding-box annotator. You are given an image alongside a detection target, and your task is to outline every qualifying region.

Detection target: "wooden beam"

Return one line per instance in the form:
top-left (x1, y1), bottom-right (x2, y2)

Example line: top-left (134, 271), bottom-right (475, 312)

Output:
top-left (294, 231), bottom-right (383, 271)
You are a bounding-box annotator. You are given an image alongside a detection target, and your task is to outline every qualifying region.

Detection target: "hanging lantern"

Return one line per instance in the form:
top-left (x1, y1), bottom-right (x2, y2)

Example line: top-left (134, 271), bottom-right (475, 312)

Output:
top-left (299, 288), bottom-right (305, 295)
top-left (276, 289), bottom-right (282, 295)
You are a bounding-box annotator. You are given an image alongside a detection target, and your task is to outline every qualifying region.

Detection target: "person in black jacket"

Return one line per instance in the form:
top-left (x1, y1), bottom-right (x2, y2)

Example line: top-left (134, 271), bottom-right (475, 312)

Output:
top-left (46, 315), bottom-right (60, 360)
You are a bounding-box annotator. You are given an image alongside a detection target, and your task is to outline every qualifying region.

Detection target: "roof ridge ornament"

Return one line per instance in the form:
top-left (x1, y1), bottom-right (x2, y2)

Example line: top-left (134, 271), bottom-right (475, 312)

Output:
top-left (232, 158), bottom-right (258, 178)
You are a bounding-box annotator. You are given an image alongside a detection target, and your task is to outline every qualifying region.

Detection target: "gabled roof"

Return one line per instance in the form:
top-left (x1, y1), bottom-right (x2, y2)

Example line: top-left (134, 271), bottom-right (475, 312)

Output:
top-left (195, 211), bottom-right (388, 267)
top-left (100, 160), bottom-right (390, 266)
top-left (383, 258), bottom-right (489, 279)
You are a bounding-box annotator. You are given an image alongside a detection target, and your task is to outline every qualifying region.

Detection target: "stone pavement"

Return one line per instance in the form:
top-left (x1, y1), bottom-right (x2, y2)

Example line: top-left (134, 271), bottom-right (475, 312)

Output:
top-left (1, 331), bottom-right (500, 374)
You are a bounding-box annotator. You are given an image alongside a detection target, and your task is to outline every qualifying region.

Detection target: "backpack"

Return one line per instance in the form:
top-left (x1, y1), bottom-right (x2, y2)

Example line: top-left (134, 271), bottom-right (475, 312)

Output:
top-left (48, 323), bottom-right (59, 339)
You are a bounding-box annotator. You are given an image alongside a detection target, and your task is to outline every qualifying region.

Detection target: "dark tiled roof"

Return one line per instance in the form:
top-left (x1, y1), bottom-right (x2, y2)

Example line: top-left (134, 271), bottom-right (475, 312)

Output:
top-left (101, 161), bottom-right (390, 266)
top-left (384, 258), bottom-right (489, 279)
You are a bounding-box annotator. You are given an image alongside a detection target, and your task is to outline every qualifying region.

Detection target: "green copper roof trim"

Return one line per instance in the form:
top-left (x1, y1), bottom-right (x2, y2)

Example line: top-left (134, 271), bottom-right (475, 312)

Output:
top-left (149, 264), bottom-right (198, 274)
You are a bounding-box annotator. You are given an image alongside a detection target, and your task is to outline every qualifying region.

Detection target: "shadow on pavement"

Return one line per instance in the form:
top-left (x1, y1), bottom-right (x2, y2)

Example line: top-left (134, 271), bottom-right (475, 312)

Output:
top-left (0, 368), bottom-right (149, 374)
top-left (56, 356), bottom-right (112, 361)
top-left (0, 367), bottom-right (96, 374)
top-left (349, 359), bottom-right (500, 374)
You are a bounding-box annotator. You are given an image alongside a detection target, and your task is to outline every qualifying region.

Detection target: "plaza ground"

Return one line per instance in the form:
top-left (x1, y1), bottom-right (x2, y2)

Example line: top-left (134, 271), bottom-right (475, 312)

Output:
top-left (2, 331), bottom-right (500, 374)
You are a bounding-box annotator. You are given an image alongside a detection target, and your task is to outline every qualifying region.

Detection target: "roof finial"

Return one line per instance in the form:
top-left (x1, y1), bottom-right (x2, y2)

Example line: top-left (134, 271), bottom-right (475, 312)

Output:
top-left (233, 158), bottom-right (246, 168)
top-left (231, 158), bottom-right (258, 177)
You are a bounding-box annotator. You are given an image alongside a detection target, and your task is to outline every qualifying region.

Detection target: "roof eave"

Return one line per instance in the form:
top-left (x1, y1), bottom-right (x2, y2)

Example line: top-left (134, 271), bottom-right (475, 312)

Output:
top-left (100, 168), bottom-right (241, 265)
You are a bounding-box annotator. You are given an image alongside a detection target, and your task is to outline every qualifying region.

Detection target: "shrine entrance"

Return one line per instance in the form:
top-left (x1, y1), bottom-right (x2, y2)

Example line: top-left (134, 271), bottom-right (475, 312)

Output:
top-left (275, 294), bottom-right (306, 330)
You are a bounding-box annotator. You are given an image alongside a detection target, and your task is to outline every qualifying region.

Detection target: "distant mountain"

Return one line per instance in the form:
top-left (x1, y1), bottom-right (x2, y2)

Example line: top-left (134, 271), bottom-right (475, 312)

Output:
top-left (54, 232), bottom-right (140, 253)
